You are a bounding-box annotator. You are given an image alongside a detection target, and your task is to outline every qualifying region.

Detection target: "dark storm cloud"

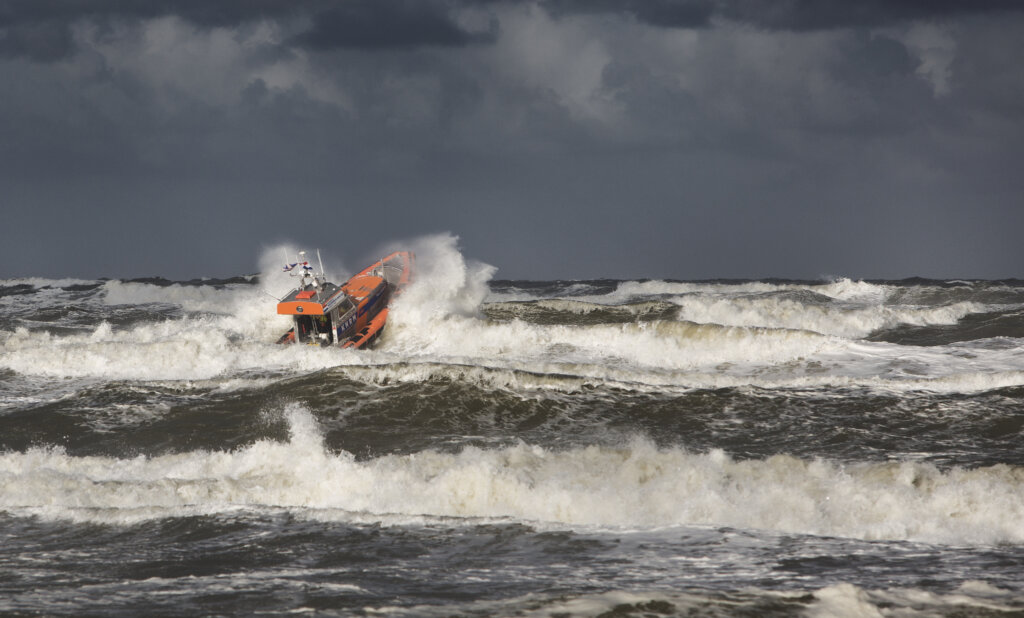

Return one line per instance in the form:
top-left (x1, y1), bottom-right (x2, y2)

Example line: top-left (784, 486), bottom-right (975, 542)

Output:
top-left (0, 0), bottom-right (487, 61)
top-left (292, 2), bottom-right (495, 50)
top-left (0, 0), bottom-right (292, 25)
top-left (720, 0), bottom-right (1024, 31)
top-left (3, 0), bottom-right (1023, 62)
top-left (543, 0), bottom-right (715, 28)
top-left (0, 18), bottom-right (74, 61)
top-left (544, 0), bottom-right (1024, 30)
top-left (0, 0), bottom-right (297, 60)
top-left (1, 0), bottom-right (1023, 279)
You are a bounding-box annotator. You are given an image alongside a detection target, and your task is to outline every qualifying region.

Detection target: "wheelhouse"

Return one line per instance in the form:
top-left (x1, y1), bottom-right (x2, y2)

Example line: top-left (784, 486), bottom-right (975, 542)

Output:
top-left (276, 251), bottom-right (358, 346)
top-left (279, 284), bottom-right (357, 345)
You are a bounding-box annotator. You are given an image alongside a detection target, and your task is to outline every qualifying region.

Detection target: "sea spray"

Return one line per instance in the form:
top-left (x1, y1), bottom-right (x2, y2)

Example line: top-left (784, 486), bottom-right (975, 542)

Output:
top-left (388, 233), bottom-right (497, 325)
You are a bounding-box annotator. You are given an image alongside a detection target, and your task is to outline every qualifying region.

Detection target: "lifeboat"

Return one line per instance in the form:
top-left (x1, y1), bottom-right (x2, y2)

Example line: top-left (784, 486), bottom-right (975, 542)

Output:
top-left (275, 250), bottom-right (414, 349)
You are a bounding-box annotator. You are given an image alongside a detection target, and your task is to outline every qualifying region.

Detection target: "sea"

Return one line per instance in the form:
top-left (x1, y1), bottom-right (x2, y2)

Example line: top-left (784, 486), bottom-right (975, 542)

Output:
top-left (2, 237), bottom-right (1023, 617)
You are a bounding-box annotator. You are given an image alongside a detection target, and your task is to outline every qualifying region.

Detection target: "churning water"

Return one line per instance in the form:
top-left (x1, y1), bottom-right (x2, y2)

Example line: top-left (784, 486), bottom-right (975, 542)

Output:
top-left (2, 236), bottom-right (1024, 616)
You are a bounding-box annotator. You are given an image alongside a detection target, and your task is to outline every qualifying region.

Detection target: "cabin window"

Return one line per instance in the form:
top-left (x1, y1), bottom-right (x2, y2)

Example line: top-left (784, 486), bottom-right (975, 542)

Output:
top-left (294, 314), bottom-right (334, 345)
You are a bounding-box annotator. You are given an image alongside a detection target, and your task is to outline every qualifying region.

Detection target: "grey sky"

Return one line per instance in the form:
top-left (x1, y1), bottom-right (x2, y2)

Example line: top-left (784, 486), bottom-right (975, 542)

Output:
top-left (1, 0), bottom-right (1022, 280)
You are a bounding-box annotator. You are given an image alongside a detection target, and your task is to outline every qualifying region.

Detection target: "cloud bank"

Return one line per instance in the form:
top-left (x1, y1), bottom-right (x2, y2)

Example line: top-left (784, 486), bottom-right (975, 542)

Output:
top-left (1, 0), bottom-right (1021, 279)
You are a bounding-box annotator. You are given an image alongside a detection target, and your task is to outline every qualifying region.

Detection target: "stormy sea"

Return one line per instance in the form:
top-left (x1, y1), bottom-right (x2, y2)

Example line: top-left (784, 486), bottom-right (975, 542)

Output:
top-left (2, 238), bottom-right (1023, 617)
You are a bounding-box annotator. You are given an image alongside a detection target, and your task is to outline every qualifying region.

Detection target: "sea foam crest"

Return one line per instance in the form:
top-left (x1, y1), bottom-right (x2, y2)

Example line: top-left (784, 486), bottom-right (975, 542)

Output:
top-left (0, 277), bottom-right (101, 289)
top-left (386, 312), bottom-right (836, 372)
top-left (101, 280), bottom-right (245, 313)
top-left (3, 405), bottom-right (1024, 545)
top-left (0, 320), bottom-right (353, 381)
top-left (672, 295), bottom-right (983, 338)
top-left (601, 278), bottom-right (892, 304)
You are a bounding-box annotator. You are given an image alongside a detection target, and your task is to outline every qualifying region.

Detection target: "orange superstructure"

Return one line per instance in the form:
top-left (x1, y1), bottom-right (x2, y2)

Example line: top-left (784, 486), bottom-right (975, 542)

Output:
top-left (275, 250), bottom-right (414, 349)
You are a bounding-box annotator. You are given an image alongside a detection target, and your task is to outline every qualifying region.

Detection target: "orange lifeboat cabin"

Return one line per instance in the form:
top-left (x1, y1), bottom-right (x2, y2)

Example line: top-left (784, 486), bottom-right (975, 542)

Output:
top-left (276, 250), bottom-right (414, 349)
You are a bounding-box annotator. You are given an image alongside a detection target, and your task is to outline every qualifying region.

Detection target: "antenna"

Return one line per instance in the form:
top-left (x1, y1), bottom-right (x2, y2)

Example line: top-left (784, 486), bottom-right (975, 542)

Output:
top-left (309, 249), bottom-right (325, 301)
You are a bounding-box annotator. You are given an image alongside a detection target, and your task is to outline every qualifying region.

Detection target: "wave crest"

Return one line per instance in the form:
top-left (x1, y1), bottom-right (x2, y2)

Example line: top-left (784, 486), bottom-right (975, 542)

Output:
top-left (3, 405), bottom-right (1023, 545)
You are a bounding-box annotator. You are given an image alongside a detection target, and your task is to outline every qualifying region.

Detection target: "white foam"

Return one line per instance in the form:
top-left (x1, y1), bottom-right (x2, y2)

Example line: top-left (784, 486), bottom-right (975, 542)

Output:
top-left (0, 321), bottom-right (355, 381)
top-left (528, 299), bottom-right (671, 316)
top-left (672, 295), bottom-right (983, 338)
top-left (815, 278), bottom-right (894, 303)
top-left (389, 310), bottom-right (837, 372)
top-left (806, 582), bottom-right (1021, 618)
top-left (806, 584), bottom-right (888, 618)
top-left (388, 233), bottom-right (496, 324)
top-left (595, 278), bottom-right (894, 304)
top-left (482, 289), bottom-right (542, 303)
top-left (101, 280), bottom-right (246, 313)
top-left (0, 277), bottom-right (101, 288)
top-left (3, 405), bottom-right (1024, 544)
top-left (355, 359), bottom-right (1024, 395)
top-left (389, 583), bottom-right (1021, 618)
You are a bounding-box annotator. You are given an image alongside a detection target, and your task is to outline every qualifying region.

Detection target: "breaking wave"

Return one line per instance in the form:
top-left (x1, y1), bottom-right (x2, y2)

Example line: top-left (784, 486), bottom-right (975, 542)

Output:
top-left (599, 278), bottom-right (893, 304)
top-left (671, 294), bottom-right (984, 338)
top-left (3, 405), bottom-right (1023, 546)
